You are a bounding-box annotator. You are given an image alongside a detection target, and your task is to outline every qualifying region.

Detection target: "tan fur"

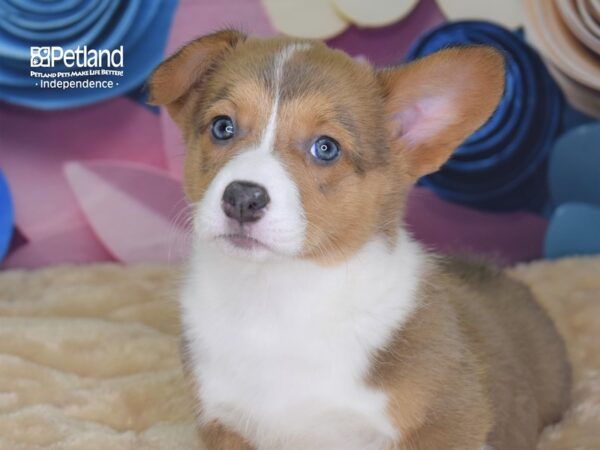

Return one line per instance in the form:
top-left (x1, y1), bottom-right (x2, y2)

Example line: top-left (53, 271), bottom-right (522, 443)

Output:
top-left (151, 34), bottom-right (407, 262)
top-left (149, 31), bottom-right (571, 450)
top-left (370, 258), bottom-right (570, 449)
top-left (272, 43), bottom-right (435, 262)
top-left (199, 421), bottom-right (253, 450)
top-left (148, 30), bottom-right (247, 122)
top-left (378, 46), bottom-right (506, 178)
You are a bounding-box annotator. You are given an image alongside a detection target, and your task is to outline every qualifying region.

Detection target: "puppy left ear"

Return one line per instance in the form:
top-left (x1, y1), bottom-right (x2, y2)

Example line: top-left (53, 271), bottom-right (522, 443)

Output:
top-left (147, 29), bottom-right (247, 122)
top-left (378, 47), bottom-right (505, 179)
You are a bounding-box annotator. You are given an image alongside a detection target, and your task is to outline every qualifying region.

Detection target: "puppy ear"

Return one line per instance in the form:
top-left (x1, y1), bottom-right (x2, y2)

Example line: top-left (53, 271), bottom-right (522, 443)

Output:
top-left (378, 47), bottom-right (505, 179)
top-left (148, 29), bottom-right (246, 120)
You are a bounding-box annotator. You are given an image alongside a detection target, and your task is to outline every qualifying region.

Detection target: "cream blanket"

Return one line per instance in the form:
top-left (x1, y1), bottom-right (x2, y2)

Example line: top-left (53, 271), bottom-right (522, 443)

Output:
top-left (0, 259), bottom-right (598, 449)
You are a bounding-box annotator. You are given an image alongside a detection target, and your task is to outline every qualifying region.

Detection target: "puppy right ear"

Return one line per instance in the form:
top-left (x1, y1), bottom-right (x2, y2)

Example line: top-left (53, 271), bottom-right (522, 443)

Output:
top-left (377, 47), bottom-right (505, 179)
top-left (148, 30), bottom-right (246, 120)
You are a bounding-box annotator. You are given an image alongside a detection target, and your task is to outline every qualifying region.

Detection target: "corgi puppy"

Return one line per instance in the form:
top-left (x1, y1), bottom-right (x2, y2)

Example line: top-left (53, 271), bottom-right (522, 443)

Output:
top-left (149, 31), bottom-right (571, 450)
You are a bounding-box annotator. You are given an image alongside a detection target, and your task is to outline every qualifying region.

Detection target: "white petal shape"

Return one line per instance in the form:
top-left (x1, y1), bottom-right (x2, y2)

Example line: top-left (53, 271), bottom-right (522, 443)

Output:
top-left (261, 0), bottom-right (348, 38)
top-left (333, 0), bottom-right (418, 27)
top-left (437, 0), bottom-right (523, 28)
top-left (64, 161), bottom-right (190, 264)
top-left (2, 225), bottom-right (114, 269)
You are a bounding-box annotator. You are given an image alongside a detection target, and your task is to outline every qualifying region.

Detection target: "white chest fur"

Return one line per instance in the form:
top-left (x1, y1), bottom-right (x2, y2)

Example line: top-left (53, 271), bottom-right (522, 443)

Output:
top-left (180, 233), bottom-right (426, 450)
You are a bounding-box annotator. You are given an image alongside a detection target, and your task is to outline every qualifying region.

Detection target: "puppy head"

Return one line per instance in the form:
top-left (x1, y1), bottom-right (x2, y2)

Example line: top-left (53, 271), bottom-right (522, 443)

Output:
top-left (149, 31), bottom-right (504, 263)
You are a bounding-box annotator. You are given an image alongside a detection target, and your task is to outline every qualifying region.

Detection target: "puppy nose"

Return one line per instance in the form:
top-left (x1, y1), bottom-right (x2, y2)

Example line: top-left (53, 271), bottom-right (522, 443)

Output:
top-left (222, 181), bottom-right (270, 223)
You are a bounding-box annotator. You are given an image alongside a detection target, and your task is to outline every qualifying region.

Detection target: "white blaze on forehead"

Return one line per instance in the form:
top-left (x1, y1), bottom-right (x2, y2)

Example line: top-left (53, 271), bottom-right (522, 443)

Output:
top-left (258, 43), bottom-right (311, 154)
top-left (194, 43), bottom-right (311, 258)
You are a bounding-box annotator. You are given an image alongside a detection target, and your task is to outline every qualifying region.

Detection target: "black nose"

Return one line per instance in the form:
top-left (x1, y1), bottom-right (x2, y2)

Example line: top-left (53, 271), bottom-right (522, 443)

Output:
top-left (222, 181), bottom-right (270, 223)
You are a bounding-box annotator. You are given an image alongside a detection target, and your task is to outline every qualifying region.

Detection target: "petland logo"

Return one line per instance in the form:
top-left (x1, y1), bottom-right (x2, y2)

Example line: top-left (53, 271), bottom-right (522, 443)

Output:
top-left (30, 45), bottom-right (124, 90)
top-left (30, 46), bottom-right (124, 68)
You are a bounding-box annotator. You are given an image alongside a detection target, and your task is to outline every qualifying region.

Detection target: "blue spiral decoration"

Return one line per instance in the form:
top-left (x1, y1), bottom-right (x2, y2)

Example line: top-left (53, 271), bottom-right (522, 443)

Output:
top-left (0, 0), bottom-right (178, 109)
top-left (0, 170), bottom-right (13, 263)
top-left (405, 21), bottom-right (564, 212)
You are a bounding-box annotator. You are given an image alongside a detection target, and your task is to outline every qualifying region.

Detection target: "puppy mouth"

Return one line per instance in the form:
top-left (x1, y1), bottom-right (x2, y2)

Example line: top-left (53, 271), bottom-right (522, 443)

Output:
top-left (215, 233), bottom-right (271, 251)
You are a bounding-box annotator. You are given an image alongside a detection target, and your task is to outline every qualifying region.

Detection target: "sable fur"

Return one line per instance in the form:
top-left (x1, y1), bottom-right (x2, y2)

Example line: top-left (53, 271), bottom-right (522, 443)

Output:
top-left (150, 31), bottom-right (571, 450)
top-left (370, 257), bottom-right (570, 449)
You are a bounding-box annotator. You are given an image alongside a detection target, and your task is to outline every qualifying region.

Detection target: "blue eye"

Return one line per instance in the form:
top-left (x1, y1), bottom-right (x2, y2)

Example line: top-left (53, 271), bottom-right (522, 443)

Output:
top-left (211, 116), bottom-right (235, 140)
top-left (310, 136), bottom-right (341, 163)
